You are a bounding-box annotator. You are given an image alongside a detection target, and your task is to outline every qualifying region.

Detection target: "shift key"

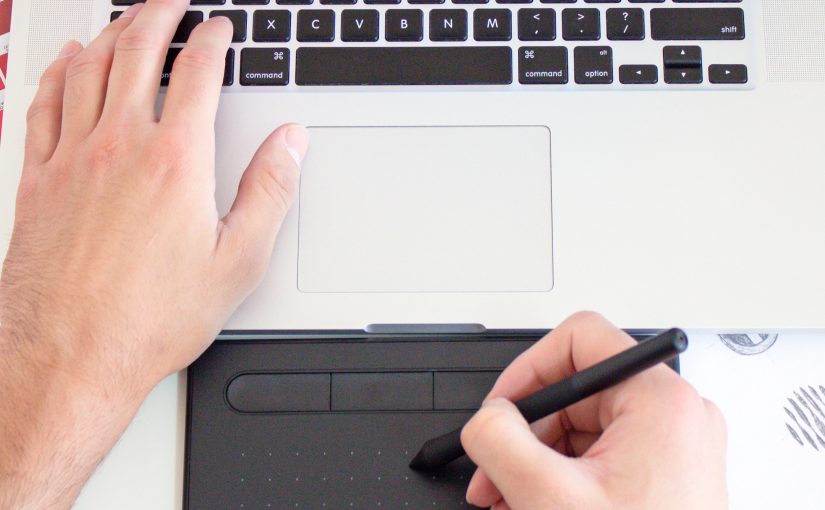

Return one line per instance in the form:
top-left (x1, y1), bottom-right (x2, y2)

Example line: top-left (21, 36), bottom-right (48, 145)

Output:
top-left (240, 48), bottom-right (290, 86)
top-left (518, 47), bottom-right (568, 85)
top-left (651, 8), bottom-right (745, 40)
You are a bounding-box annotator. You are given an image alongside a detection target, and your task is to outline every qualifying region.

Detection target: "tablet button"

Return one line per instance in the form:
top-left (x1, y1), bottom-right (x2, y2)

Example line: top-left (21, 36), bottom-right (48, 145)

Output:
top-left (331, 373), bottom-right (433, 411)
top-left (434, 371), bottom-right (501, 410)
top-left (226, 373), bottom-right (331, 412)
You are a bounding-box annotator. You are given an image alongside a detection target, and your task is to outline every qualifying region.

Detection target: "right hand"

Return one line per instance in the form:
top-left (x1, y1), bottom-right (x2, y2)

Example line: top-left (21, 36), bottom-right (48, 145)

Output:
top-left (460, 312), bottom-right (728, 510)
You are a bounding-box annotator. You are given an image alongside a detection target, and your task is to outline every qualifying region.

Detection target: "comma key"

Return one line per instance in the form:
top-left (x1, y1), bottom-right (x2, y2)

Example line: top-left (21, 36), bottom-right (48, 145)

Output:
top-left (240, 48), bottom-right (291, 86)
top-left (518, 46), bottom-right (568, 85)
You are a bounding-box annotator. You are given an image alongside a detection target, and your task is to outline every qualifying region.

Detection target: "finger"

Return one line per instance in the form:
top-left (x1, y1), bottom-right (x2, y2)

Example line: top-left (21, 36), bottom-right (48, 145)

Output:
top-left (466, 469), bottom-right (501, 508)
top-left (24, 41), bottom-right (82, 166)
top-left (161, 16), bottom-right (232, 132)
top-left (58, 4), bottom-right (142, 147)
top-left (485, 311), bottom-right (679, 433)
top-left (103, 0), bottom-right (190, 122)
top-left (461, 398), bottom-right (592, 509)
top-left (216, 124), bottom-right (309, 292)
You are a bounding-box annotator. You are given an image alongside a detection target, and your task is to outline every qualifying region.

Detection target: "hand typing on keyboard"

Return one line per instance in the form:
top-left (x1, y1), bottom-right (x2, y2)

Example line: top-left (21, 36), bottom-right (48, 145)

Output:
top-left (461, 312), bottom-right (729, 510)
top-left (0, 1), bottom-right (307, 508)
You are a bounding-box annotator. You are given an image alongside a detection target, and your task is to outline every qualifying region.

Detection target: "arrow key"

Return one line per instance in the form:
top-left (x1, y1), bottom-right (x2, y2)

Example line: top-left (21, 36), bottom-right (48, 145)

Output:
top-left (664, 66), bottom-right (703, 84)
top-left (709, 64), bottom-right (748, 84)
top-left (619, 64), bottom-right (658, 85)
top-left (663, 45), bottom-right (701, 68)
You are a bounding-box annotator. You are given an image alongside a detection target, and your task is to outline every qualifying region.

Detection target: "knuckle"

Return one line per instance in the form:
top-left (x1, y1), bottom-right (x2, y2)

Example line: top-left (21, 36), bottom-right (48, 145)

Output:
top-left (173, 47), bottom-right (221, 74)
top-left (461, 404), bottom-right (511, 451)
top-left (115, 27), bottom-right (163, 53)
top-left (703, 398), bottom-right (728, 436)
top-left (86, 131), bottom-right (128, 169)
top-left (64, 51), bottom-right (109, 81)
top-left (567, 310), bottom-right (607, 326)
top-left (257, 155), bottom-right (300, 211)
top-left (26, 97), bottom-right (60, 124)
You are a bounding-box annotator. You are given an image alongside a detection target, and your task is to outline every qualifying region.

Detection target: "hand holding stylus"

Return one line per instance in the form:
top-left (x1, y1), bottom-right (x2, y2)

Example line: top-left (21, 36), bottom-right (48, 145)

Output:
top-left (460, 312), bottom-right (729, 510)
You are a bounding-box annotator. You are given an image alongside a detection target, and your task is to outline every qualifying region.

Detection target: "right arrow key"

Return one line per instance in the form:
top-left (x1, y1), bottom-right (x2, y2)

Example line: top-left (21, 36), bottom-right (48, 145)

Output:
top-left (709, 64), bottom-right (748, 84)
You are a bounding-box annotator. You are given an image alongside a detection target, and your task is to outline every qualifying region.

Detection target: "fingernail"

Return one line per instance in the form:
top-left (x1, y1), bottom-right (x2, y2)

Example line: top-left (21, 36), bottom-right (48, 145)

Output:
top-left (280, 124), bottom-right (309, 168)
top-left (121, 2), bottom-right (144, 18)
top-left (57, 40), bottom-right (82, 59)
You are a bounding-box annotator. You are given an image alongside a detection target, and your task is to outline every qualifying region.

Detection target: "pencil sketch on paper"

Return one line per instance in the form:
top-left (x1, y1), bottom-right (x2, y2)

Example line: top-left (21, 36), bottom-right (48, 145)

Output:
top-left (784, 385), bottom-right (825, 452)
top-left (718, 333), bottom-right (779, 355)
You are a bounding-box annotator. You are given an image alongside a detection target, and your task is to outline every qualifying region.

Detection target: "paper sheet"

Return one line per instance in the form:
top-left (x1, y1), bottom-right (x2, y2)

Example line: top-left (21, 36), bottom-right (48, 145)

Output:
top-left (681, 330), bottom-right (825, 509)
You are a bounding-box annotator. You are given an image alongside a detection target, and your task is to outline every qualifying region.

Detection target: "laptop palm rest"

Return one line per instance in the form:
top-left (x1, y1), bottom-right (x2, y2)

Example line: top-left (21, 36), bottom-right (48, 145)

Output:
top-left (297, 126), bottom-right (553, 293)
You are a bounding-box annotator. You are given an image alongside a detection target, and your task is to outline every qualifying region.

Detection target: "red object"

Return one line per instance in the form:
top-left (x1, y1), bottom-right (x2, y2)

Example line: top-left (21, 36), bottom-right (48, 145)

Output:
top-left (0, 0), bottom-right (11, 35)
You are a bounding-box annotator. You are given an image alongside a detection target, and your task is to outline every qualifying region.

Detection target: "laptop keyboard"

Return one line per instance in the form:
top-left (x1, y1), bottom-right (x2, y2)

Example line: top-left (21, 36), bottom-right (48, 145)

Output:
top-left (110, 0), bottom-right (752, 89)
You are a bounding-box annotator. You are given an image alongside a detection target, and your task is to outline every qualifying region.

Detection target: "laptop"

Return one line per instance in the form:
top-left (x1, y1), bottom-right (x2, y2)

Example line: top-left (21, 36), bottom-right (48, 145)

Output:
top-left (2, 0), bottom-right (823, 508)
top-left (2, 0), bottom-right (825, 332)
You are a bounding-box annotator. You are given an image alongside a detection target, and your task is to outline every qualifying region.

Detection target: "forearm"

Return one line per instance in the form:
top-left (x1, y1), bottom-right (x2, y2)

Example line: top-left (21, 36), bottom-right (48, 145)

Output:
top-left (0, 330), bottom-right (145, 510)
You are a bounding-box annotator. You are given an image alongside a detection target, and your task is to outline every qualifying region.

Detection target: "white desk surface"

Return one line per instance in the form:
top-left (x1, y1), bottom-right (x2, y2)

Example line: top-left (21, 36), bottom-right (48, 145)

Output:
top-left (74, 330), bottom-right (825, 510)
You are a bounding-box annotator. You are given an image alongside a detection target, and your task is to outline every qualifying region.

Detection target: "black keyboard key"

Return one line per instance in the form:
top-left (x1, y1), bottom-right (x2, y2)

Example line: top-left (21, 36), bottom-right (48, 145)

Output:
top-left (606, 8), bottom-right (644, 40)
top-left (619, 64), bottom-right (657, 84)
top-left (295, 47), bottom-right (512, 85)
top-left (517, 8), bottom-right (555, 40)
top-left (297, 9), bottom-right (335, 41)
top-left (708, 64), bottom-right (747, 84)
top-left (430, 9), bottom-right (468, 41)
top-left (210, 10), bottom-right (247, 42)
top-left (651, 8), bottom-right (744, 40)
top-left (663, 45), bottom-right (701, 67)
top-left (234, 0), bottom-right (269, 4)
top-left (321, 0), bottom-right (356, 4)
top-left (410, 0), bottom-right (445, 3)
top-left (574, 45), bottom-right (612, 84)
top-left (341, 10), bottom-right (380, 41)
top-left (365, 0), bottom-right (402, 3)
top-left (277, 0), bottom-right (312, 4)
top-left (562, 8), bottom-right (600, 41)
top-left (111, 11), bottom-right (123, 21)
top-left (253, 10), bottom-right (291, 42)
top-left (386, 9), bottom-right (424, 41)
top-left (173, 11), bottom-right (203, 43)
top-left (474, 9), bottom-right (512, 41)
top-left (664, 66), bottom-right (702, 84)
top-left (518, 46), bottom-right (568, 84)
top-left (240, 47), bottom-right (290, 85)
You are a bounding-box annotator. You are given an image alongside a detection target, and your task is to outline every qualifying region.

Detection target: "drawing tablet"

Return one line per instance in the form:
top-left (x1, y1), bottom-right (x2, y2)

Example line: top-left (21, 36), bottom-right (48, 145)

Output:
top-left (185, 332), bottom-right (680, 509)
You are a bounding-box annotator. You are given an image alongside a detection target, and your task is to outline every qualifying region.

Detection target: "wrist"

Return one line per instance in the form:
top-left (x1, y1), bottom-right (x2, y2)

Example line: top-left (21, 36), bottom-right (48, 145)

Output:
top-left (0, 326), bottom-right (146, 509)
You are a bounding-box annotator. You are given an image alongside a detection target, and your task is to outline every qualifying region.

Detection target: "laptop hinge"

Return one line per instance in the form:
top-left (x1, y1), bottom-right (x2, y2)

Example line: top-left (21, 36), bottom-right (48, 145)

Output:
top-left (364, 323), bottom-right (486, 335)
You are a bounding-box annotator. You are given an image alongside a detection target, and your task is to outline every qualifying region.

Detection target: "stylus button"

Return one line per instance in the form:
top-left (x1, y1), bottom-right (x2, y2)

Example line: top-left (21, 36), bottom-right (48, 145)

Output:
top-left (331, 373), bottom-right (433, 411)
top-left (226, 373), bottom-right (331, 413)
top-left (434, 371), bottom-right (501, 410)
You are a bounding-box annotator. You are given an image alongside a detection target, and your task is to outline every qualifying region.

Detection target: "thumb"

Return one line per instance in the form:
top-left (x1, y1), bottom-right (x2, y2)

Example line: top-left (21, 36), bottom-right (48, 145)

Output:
top-left (461, 398), bottom-right (591, 509)
top-left (218, 124), bottom-right (309, 289)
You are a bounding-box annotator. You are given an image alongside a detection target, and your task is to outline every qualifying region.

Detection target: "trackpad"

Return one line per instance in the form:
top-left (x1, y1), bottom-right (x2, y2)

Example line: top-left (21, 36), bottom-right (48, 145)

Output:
top-left (298, 126), bottom-right (553, 293)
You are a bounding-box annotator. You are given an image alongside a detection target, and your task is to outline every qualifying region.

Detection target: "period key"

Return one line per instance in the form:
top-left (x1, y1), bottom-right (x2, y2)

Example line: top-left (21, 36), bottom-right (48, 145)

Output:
top-left (240, 48), bottom-right (290, 86)
top-left (518, 47), bottom-right (568, 85)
